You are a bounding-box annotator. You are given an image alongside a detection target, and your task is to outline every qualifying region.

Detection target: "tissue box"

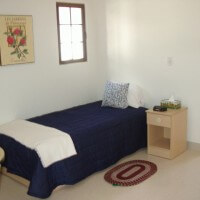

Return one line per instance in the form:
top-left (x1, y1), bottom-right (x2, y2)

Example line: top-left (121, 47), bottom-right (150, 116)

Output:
top-left (160, 99), bottom-right (181, 109)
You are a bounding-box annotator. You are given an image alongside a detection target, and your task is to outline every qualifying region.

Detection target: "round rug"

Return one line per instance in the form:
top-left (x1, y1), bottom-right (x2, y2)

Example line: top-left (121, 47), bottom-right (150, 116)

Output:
top-left (104, 160), bottom-right (157, 186)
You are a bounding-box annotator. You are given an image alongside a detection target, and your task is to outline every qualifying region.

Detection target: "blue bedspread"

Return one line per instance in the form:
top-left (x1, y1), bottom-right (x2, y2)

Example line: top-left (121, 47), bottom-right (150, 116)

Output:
top-left (0, 101), bottom-right (147, 198)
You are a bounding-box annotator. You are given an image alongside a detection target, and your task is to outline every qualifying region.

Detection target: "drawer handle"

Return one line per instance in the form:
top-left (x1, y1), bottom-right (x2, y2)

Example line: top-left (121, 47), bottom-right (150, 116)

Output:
top-left (156, 117), bottom-right (161, 123)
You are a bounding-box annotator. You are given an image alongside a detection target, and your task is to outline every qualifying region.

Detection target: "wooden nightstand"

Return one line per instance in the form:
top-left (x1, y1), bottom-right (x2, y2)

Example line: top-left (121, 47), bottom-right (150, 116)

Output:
top-left (146, 107), bottom-right (187, 159)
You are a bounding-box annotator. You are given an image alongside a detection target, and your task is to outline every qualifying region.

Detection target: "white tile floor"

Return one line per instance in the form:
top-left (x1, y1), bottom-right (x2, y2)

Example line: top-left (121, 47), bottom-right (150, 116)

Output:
top-left (1, 149), bottom-right (200, 200)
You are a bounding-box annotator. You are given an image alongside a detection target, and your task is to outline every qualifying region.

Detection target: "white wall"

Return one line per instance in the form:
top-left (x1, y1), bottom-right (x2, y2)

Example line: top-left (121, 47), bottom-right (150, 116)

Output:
top-left (1, 0), bottom-right (200, 144)
top-left (0, 0), bottom-right (107, 124)
top-left (105, 0), bottom-right (200, 143)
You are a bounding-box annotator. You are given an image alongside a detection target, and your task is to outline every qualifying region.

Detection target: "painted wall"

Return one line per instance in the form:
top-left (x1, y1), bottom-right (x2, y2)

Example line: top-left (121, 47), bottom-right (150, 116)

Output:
top-left (105, 0), bottom-right (200, 143)
top-left (0, 0), bottom-right (107, 124)
top-left (1, 0), bottom-right (199, 144)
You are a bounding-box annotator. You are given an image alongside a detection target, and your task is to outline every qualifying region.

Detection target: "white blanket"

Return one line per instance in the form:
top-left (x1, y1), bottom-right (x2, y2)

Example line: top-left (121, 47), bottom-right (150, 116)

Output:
top-left (0, 120), bottom-right (77, 168)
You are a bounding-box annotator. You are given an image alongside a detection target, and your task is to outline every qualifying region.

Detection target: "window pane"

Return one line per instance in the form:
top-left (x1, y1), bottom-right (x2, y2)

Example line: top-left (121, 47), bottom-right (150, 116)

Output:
top-left (59, 7), bottom-right (70, 24)
top-left (61, 43), bottom-right (72, 61)
top-left (72, 25), bottom-right (83, 42)
top-left (72, 42), bottom-right (84, 59)
top-left (57, 3), bottom-right (87, 64)
top-left (71, 8), bottom-right (82, 24)
top-left (60, 25), bottom-right (71, 43)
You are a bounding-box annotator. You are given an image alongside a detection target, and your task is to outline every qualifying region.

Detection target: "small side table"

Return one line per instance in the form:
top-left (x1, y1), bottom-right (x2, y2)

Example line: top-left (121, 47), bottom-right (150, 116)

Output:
top-left (0, 147), bottom-right (5, 170)
top-left (146, 107), bottom-right (187, 159)
top-left (0, 147), bottom-right (5, 188)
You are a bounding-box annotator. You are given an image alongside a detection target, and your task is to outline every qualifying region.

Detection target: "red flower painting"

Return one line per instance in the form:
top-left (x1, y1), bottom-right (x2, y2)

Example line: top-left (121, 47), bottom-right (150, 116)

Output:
top-left (7, 36), bottom-right (14, 45)
top-left (20, 38), bottom-right (26, 45)
top-left (4, 26), bottom-right (29, 59)
top-left (13, 28), bottom-right (21, 35)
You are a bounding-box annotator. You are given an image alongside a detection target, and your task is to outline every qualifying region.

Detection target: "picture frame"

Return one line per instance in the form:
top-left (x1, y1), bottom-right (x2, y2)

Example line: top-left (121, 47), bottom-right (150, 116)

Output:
top-left (0, 15), bottom-right (35, 66)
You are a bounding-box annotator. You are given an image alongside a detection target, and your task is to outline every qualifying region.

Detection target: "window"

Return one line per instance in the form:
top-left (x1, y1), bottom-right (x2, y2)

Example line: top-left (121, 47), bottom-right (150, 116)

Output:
top-left (56, 2), bottom-right (87, 64)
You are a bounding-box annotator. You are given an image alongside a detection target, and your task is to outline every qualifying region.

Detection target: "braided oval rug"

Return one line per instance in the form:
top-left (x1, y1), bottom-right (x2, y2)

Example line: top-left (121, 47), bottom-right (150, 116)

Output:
top-left (104, 160), bottom-right (157, 186)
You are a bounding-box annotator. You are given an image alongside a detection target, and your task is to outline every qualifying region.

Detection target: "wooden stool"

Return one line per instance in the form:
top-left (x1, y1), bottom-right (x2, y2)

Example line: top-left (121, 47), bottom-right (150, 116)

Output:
top-left (0, 147), bottom-right (5, 188)
top-left (0, 147), bottom-right (5, 172)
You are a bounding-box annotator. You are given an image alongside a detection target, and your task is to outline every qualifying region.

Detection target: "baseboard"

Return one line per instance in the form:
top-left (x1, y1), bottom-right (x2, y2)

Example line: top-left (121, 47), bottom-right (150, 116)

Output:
top-left (188, 141), bottom-right (200, 151)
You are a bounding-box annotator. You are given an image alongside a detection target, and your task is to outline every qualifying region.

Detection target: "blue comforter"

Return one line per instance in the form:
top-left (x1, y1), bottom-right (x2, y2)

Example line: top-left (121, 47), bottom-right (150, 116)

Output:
top-left (0, 101), bottom-right (147, 198)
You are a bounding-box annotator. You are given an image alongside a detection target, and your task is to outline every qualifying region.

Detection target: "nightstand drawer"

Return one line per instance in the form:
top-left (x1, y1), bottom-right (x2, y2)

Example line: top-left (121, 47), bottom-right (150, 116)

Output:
top-left (147, 113), bottom-right (171, 128)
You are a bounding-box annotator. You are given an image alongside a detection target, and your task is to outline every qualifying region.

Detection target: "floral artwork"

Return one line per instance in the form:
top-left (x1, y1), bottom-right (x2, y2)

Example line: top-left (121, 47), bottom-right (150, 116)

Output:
top-left (5, 26), bottom-right (28, 59)
top-left (0, 15), bottom-right (34, 66)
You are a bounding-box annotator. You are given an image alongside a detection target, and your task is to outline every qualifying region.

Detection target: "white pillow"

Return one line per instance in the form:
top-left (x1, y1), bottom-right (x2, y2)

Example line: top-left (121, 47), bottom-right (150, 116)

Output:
top-left (127, 84), bottom-right (145, 108)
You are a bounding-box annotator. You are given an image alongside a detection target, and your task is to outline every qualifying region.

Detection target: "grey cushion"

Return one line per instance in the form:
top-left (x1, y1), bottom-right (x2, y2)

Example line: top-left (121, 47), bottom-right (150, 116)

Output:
top-left (102, 81), bottom-right (129, 109)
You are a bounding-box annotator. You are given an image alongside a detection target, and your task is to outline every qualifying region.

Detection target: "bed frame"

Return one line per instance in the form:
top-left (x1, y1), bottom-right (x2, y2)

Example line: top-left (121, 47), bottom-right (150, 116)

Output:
top-left (2, 167), bottom-right (29, 186)
top-left (1, 167), bottom-right (64, 191)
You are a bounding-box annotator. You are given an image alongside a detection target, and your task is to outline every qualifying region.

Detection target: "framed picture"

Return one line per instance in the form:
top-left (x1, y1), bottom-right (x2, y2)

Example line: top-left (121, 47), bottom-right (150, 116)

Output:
top-left (0, 15), bottom-right (35, 66)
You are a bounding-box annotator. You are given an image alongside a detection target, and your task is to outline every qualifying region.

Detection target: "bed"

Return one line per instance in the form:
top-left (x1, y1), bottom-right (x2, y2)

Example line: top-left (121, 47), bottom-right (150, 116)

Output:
top-left (0, 101), bottom-right (147, 198)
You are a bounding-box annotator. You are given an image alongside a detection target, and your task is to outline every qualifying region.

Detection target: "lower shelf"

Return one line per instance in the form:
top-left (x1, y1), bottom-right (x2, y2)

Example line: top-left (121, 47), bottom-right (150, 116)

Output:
top-left (151, 138), bottom-right (170, 150)
top-left (148, 146), bottom-right (171, 159)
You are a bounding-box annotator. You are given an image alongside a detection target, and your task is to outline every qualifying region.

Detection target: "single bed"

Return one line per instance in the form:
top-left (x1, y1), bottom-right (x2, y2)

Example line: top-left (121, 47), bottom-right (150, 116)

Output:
top-left (0, 101), bottom-right (147, 198)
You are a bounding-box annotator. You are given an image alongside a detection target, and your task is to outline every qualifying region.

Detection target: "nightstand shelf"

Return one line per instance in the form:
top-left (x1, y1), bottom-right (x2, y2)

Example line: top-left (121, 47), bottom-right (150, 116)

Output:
top-left (146, 107), bottom-right (187, 159)
top-left (151, 138), bottom-right (170, 150)
top-left (148, 125), bottom-right (171, 149)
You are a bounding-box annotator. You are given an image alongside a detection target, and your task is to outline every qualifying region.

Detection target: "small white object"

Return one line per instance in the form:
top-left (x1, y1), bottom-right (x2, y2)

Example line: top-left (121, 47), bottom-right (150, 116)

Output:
top-left (0, 120), bottom-right (77, 168)
top-left (169, 95), bottom-right (175, 102)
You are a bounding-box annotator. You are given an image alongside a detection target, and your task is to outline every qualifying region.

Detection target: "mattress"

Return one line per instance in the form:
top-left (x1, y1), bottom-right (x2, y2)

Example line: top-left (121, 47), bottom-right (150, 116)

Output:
top-left (0, 101), bottom-right (147, 198)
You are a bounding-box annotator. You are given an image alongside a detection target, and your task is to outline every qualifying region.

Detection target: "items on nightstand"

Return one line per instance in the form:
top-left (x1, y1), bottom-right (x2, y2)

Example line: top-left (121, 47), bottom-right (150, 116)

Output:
top-left (153, 106), bottom-right (167, 112)
top-left (160, 96), bottom-right (181, 109)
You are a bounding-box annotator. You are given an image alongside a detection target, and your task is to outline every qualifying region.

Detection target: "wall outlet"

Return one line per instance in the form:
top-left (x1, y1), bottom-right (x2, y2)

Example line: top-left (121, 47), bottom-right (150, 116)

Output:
top-left (167, 57), bottom-right (173, 67)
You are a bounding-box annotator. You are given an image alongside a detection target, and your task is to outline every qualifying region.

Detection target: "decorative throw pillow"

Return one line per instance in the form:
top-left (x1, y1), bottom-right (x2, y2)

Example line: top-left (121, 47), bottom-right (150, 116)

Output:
top-left (102, 81), bottom-right (129, 109)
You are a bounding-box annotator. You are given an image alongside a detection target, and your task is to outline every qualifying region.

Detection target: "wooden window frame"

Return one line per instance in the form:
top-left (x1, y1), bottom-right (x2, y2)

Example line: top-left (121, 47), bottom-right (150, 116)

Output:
top-left (56, 2), bottom-right (87, 65)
